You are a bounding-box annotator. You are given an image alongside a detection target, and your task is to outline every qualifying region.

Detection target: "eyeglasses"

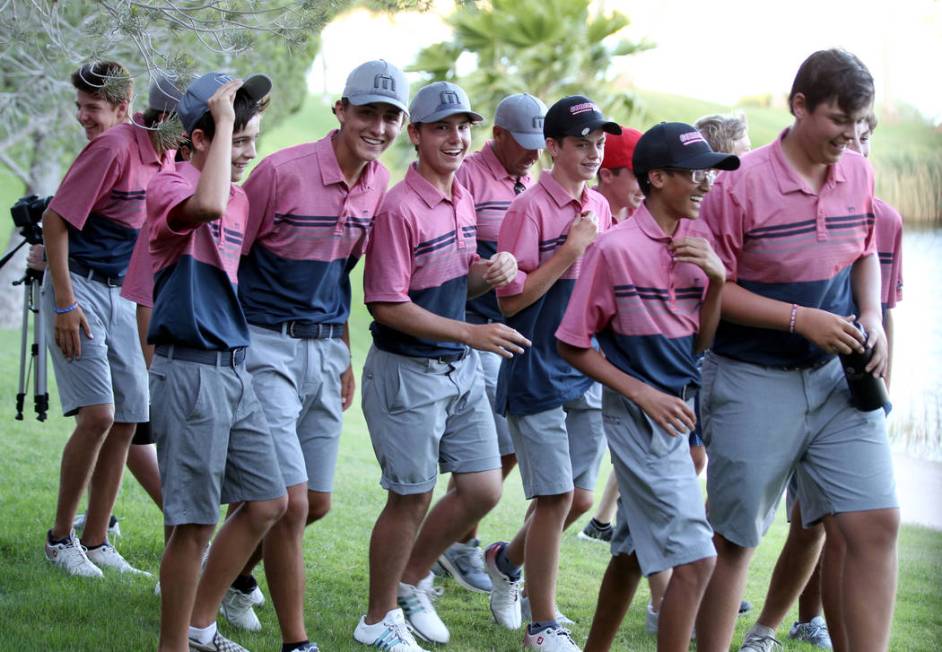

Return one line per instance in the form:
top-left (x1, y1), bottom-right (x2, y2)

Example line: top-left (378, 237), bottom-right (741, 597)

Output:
top-left (513, 177), bottom-right (526, 195)
top-left (667, 169), bottom-right (718, 185)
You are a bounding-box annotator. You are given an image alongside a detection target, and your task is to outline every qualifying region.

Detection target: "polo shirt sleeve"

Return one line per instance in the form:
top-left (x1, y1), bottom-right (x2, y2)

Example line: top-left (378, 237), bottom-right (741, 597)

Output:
top-left (860, 167), bottom-right (878, 258)
top-left (240, 157), bottom-right (277, 254)
top-left (363, 203), bottom-right (414, 304)
top-left (147, 170), bottom-right (197, 267)
top-left (890, 223), bottom-right (903, 307)
top-left (495, 206), bottom-right (540, 298)
top-left (556, 241), bottom-right (615, 348)
top-left (48, 136), bottom-right (126, 230)
top-left (120, 231), bottom-right (155, 308)
top-left (700, 179), bottom-right (745, 282)
top-left (596, 198), bottom-right (613, 232)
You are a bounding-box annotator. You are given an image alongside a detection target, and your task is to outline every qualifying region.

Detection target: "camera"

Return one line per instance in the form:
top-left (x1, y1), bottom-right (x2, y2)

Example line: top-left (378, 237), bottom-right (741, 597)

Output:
top-left (10, 194), bottom-right (51, 245)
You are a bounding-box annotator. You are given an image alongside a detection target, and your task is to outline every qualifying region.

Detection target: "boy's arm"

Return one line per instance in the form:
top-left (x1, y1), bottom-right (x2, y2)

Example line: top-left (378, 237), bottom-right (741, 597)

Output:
top-left (468, 251), bottom-right (518, 298)
top-left (168, 80), bottom-right (241, 231)
top-left (558, 342), bottom-right (695, 436)
top-left (370, 302), bottom-right (530, 358)
top-left (42, 208), bottom-right (92, 360)
top-left (340, 323), bottom-right (355, 411)
top-left (851, 251), bottom-right (887, 376)
top-left (670, 236), bottom-right (726, 353)
top-left (498, 211), bottom-right (598, 317)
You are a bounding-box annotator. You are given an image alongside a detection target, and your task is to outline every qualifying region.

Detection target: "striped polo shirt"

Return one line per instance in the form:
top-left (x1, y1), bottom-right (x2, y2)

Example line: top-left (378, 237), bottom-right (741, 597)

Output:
top-left (874, 197), bottom-right (903, 309)
top-left (364, 163), bottom-right (479, 359)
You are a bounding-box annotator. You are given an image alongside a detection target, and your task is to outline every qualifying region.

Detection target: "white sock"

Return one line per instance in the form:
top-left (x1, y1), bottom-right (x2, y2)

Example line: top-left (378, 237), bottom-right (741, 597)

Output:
top-left (749, 623), bottom-right (776, 639)
top-left (189, 622), bottom-right (216, 645)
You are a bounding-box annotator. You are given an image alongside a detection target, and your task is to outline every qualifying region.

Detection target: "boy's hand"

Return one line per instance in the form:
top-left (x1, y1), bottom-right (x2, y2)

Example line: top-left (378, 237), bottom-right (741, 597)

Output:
top-left (207, 79), bottom-right (241, 125)
top-left (857, 312), bottom-right (888, 377)
top-left (671, 237), bottom-right (726, 283)
top-left (562, 211), bottom-right (599, 257)
top-left (635, 385), bottom-right (696, 437)
top-left (794, 308), bottom-right (865, 356)
top-left (482, 251), bottom-right (518, 288)
top-left (55, 306), bottom-right (93, 361)
top-left (26, 245), bottom-right (46, 271)
top-left (466, 323), bottom-right (531, 358)
top-left (340, 365), bottom-right (356, 411)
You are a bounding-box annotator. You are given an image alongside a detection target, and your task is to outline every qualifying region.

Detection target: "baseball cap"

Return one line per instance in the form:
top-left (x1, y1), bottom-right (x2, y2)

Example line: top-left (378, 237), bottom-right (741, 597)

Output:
top-left (147, 73), bottom-right (183, 113)
top-left (409, 81), bottom-right (483, 124)
top-left (633, 122), bottom-right (740, 178)
top-left (543, 95), bottom-right (621, 140)
top-left (601, 127), bottom-right (643, 171)
top-left (342, 60), bottom-right (410, 115)
top-left (177, 72), bottom-right (272, 134)
top-left (494, 93), bottom-right (548, 151)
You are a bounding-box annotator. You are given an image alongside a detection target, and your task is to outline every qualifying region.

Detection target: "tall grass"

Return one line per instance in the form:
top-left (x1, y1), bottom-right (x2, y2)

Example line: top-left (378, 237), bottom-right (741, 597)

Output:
top-left (874, 153), bottom-right (942, 225)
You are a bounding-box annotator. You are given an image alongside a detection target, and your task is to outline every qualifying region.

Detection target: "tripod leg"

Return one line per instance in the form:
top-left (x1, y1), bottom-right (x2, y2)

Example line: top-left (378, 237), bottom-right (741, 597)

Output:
top-left (33, 271), bottom-right (49, 421)
top-left (16, 277), bottom-right (30, 420)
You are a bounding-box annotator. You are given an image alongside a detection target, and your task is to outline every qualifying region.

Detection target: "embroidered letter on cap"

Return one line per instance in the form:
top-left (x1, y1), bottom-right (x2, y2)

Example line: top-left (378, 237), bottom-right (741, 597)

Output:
top-left (374, 73), bottom-right (396, 93)
top-left (569, 102), bottom-right (598, 115)
top-left (679, 132), bottom-right (707, 146)
top-left (439, 90), bottom-right (461, 107)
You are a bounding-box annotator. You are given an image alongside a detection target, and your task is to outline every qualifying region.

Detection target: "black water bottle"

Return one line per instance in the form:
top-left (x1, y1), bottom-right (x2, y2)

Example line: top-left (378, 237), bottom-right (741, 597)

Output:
top-left (839, 323), bottom-right (889, 412)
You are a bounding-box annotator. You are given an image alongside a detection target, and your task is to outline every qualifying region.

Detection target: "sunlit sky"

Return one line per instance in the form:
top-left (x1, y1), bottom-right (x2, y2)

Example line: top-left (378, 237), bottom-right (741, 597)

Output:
top-left (308, 0), bottom-right (942, 123)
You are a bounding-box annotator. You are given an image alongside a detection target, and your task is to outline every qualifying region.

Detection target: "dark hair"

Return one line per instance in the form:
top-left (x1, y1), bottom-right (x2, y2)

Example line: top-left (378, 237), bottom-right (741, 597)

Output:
top-left (636, 171), bottom-right (652, 197)
top-left (865, 112), bottom-right (879, 134)
top-left (332, 98), bottom-right (350, 115)
top-left (141, 108), bottom-right (169, 128)
top-left (190, 88), bottom-right (270, 140)
top-left (71, 61), bottom-right (133, 106)
top-left (788, 49), bottom-right (874, 117)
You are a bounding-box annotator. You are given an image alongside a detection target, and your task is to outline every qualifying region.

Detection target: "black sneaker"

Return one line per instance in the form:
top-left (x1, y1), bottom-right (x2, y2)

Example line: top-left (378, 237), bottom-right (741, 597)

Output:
top-left (577, 519), bottom-right (613, 543)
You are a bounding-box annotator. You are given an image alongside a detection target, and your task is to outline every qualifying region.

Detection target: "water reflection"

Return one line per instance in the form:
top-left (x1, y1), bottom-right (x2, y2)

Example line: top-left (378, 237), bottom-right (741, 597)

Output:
top-left (888, 229), bottom-right (942, 460)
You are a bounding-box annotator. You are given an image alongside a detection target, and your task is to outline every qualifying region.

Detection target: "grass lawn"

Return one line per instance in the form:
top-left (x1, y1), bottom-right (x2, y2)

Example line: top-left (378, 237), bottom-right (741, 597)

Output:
top-left (0, 93), bottom-right (940, 650)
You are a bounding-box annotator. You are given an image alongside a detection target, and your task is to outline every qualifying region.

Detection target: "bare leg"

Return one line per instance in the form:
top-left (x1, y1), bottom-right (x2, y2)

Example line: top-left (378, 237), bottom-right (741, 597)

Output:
top-left (158, 523), bottom-right (214, 652)
top-left (456, 454), bottom-right (517, 543)
top-left (520, 492), bottom-right (573, 623)
top-left (797, 554), bottom-right (824, 622)
top-left (658, 557), bottom-right (715, 652)
top-left (585, 554), bottom-right (643, 652)
top-left (593, 473), bottom-right (620, 525)
top-left (689, 444), bottom-right (707, 477)
top-left (821, 526), bottom-right (848, 651)
top-left (82, 421), bottom-right (136, 546)
top-left (263, 484), bottom-right (309, 643)
top-left (648, 570), bottom-right (671, 612)
top-left (126, 443), bottom-right (163, 508)
top-left (694, 533), bottom-right (754, 652)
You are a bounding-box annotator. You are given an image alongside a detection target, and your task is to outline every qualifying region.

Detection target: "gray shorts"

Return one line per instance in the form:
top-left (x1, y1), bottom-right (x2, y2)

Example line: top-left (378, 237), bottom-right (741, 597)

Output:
top-left (149, 352), bottom-right (287, 526)
top-left (361, 346), bottom-right (501, 495)
top-left (246, 325), bottom-right (350, 491)
top-left (700, 352), bottom-right (898, 548)
top-left (42, 272), bottom-right (148, 422)
top-left (508, 383), bottom-right (606, 499)
top-left (604, 389), bottom-right (715, 576)
top-left (476, 349), bottom-right (514, 456)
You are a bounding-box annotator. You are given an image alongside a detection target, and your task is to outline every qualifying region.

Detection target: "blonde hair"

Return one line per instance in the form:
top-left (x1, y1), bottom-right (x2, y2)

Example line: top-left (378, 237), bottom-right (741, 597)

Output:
top-left (694, 113), bottom-right (748, 154)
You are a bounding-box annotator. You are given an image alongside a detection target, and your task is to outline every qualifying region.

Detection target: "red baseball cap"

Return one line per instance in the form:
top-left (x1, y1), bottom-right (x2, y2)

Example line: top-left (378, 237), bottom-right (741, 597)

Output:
top-left (601, 127), bottom-right (643, 171)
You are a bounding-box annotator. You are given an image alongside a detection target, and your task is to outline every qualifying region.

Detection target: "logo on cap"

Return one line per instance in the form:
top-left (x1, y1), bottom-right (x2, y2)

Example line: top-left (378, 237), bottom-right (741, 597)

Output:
top-left (570, 102), bottom-right (599, 115)
top-left (532, 116), bottom-right (544, 129)
top-left (439, 90), bottom-right (461, 107)
top-left (680, 132), bottom-right (707, 146)
top-left (374, 73), bottom-right (396, 93)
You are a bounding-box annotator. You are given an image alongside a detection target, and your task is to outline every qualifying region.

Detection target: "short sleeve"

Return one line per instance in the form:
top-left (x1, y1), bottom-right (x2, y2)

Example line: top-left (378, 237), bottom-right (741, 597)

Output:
top-left (363, 201), bottom-right (415, 304)
top-left (700, 176), bottom-right (745, 281)
top-left (48, 137), bottom-right (125, 230)
top-left (495, 206), bottom-right (540, 297)
top-left (556, 241), bottom-right (616, 347)
top-left (147, 171), bottom-right (196, 270)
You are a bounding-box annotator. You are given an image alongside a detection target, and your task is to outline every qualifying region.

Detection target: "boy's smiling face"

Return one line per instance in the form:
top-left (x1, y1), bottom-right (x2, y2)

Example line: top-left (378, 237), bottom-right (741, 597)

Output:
top-left (231, 115), bottom-right (261, 182)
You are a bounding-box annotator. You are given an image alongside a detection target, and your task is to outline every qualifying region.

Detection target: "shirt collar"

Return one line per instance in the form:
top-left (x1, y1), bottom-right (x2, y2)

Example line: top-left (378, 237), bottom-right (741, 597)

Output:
top-left (315, 129), bottom-right (377, 190)
top-left (480, 141), bottom-right (531, 186)
top-left (405, 163), bottom-right (464, 209)
top-left (634, 202), bottom-right (691, 243)
top-left (539, 170), bottom-right (588, 209)
top-left (771, 128), bottom-right (846, 195)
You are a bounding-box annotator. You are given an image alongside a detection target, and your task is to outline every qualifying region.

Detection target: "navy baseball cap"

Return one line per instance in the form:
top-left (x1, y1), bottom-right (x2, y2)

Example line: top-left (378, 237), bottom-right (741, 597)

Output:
top-left (543, 95), bottom-right (621, 140)
top-left (177, 72), bottom-right (272, 134)
top-left (633, 122), bottom-right (740, 178)
top-left (409, 81), bottom-right (483, 124)
top-left (343, 60), bottom-right (410, 114)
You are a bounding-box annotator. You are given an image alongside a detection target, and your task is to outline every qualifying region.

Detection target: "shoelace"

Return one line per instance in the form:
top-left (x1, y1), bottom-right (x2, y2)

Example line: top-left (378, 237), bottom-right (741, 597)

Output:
top-left (803, 622), bottom-right (829, 644)
top-left (745, 634), bottom-right (782, 651)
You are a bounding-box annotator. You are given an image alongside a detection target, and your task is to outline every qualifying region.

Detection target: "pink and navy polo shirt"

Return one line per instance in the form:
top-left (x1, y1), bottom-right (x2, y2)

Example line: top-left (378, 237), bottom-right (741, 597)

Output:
top-left (239, 131), bottom-right (389, 327)
top-left (455, 142), bottom-right (531, 322)
top-left (49, 115), bottom-right (175, 278)
top-left (364, 163), bottom-right (479, 359)
top-left (495, 171), bottom-right (613, 416)
top-left (874, 197), bottom-right (903, 310)
top-left (702, 130), bottom-right (876, 367)
top-left (557, 204), bottom-right (712, 396)
top-left (120, 231), bottom-right (154, 307)
top-left (146, 161), bottom-right (249, 350)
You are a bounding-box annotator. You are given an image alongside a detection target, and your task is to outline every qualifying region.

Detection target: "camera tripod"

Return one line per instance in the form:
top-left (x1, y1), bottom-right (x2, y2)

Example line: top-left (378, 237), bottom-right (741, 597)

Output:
top-left (14, 267), bottom-right (48, 421)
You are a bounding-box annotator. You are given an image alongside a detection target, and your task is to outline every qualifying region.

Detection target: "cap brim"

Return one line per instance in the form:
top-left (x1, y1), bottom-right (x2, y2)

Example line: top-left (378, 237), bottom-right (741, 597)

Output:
top-left (675, 151), bottom-right (741, 171)
top-left (347, 94), bottom-right (409, 115)
top-left (241, 74), bottom-right (272, 101)
top-left (414, 108), bottom-right (484, 124)
top-left (509, 130), bottom-right (546, 151)
top-left (561, 120), bottom-right (622, 137)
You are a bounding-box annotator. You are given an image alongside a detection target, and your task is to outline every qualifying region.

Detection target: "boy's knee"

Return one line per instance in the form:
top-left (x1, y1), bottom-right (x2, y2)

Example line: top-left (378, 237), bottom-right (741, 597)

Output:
top-left (75, 405), bottom-right (116, 438)
top-left (570, 489), bottom-right (594, 518)
top-left (306, 491), bottom-right (331, 524)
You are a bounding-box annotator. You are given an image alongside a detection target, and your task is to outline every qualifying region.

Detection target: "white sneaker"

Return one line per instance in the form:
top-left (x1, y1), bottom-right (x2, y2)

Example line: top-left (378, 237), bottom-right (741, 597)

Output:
top-left (484, 542), bottom-right (522, 630)
top-left (397, 574), bottom-right (449, 644)
top-left (354, 608), bottom-right (429, 651)
top-left (523, 624), bottom-right (581, 651)
top-left (521, 595), bottom-right (575, 626)
top-left (85, 542), bottom-right (151, 576)
top-left (220, 587), bottom-right (262, 632)
top-left (645, 602), bottom-right (658, 635)
top-left (247, 583), bottom-right (265, 607)
top-left (788, 616), bottom-right (833, 649)
top-left (739, 626), bottom-right (783, 652)
top-left (72, 513), bottom-right (122, 539)
top-left (44, 530), bottom-right (103, 578)
top-left (188, 630), bottom-right (249, 651)
top-left (437, 538), bottom-right (492, 593)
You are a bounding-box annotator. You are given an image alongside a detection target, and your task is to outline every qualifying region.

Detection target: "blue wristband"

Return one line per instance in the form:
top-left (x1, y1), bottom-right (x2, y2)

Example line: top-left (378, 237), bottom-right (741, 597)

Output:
top-left (54, 302), bottom-right (79, 315)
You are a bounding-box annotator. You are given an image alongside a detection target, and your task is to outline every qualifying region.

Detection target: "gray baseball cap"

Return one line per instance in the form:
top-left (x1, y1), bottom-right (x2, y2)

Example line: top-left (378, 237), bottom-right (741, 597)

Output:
top-left (147, 72), bottom-right (183, 113)
top-left (177, 71), bottom-right (272, 134)
top-left (494, 93), bottom-right (548, 151)
top-left (343, 60), bottom-right (410, 114)
top-left (409, 81), bottom-right (483, 124)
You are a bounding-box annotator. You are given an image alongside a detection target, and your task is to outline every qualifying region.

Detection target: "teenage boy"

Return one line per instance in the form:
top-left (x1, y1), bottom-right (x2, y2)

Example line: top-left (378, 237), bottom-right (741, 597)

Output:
top-left (356, 81), bottom-right (530, 651)
top-left (557, 122), bottom-right (738, 652)
top-left (434, 92), bottom-right (548, 594)
top-left (485, 96), bottom-right (618, 651)
top-left (147, 73), bottom-right (288, 652)
top-left (738, 110), bottom-right (904, 652)
top-left (218, 60), bottom-right (408, 646)
top-left (695, 49), bottom-right (899, 652)
top-left (41, 62), bottom-right (174, 578)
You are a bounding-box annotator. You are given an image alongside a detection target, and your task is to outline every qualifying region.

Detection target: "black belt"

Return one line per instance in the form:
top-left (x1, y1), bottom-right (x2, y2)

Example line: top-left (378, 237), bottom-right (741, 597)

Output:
top-left (258, 321), bottom-right (344, 339)
top-left (768, 357), bottom-right (832, 372)
top-left (466, 312), bottom-right (501, 325)
top-left (155, 344), bottom-right (246, 366)
top-left (68, 259), bottom-right (123, 287)
top-left (431, 348), bottom-right (470, 364)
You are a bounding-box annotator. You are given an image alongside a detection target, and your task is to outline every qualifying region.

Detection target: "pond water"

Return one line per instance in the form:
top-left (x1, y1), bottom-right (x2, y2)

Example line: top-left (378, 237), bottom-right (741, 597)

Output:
top-left (888, 228), bottom-right (942, 460)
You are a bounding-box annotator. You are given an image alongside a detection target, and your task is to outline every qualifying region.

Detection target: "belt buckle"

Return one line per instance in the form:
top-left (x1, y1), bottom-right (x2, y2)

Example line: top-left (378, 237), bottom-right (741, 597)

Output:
top-left (316, 323), bottom-right (326, 339)
top-left (287, 321), bottom-right (297, 338)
